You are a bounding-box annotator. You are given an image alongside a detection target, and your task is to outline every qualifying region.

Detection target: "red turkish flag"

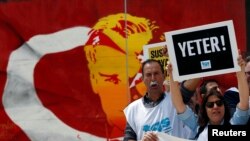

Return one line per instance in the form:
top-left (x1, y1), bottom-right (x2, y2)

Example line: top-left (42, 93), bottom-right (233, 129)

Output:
top-left (0, 1), bottom-right (125, 140)
top-left (0, 0), bottom-right (246, 141)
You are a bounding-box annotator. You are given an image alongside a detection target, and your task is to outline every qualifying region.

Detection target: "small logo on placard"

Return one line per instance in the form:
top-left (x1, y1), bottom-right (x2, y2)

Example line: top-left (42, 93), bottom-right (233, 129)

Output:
top-left (201, 60), bottom-right (211, 69)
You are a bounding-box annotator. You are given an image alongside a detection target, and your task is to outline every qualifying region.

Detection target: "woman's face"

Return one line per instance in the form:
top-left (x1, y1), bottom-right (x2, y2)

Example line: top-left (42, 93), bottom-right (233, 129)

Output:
top-left (205, 95), bottom-right (225, 125)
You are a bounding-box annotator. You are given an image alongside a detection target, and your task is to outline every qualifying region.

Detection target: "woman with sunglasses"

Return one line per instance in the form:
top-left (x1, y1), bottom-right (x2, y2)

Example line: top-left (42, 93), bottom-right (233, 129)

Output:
top-left (167, 54), bottom-right (249, 141)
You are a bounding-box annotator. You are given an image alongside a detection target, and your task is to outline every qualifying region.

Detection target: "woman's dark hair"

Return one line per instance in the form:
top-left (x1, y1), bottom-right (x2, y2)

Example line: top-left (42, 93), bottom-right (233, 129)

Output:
top-left (195, 87), bottom-right (231, 139)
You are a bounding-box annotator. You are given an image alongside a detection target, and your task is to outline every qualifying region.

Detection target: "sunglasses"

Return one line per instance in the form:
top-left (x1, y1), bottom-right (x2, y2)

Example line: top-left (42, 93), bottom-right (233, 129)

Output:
top-left (206, 100), bottom-right (224, 108)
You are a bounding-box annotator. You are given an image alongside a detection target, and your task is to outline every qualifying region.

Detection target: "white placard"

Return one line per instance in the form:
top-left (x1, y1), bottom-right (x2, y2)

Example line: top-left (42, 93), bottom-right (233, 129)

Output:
top-left (164, 20), bottom-right (239, 82)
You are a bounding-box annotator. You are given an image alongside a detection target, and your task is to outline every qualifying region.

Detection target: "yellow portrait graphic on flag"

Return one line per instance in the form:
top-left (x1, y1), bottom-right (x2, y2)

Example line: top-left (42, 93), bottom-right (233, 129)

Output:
top-left (84, 13), bottom-right (159, 130)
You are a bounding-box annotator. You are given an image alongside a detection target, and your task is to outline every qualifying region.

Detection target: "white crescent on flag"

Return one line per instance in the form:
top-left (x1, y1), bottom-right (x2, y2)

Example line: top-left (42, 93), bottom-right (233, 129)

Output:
top-left (3, 26), bottom-right (110, 141)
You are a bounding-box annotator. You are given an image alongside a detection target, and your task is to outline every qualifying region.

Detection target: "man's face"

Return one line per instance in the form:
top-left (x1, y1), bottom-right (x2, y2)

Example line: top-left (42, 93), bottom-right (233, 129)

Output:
top-left (201, 82), bottom-right (221, 98)
top-left (142, 62), bottom-right (165, 94)
top-left (206, 82), bottom-right (220, 92)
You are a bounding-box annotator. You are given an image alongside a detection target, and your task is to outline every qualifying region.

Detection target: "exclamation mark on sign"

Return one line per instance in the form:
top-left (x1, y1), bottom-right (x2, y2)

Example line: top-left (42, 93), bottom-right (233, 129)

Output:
top-left (220, 35), bottom-right (226, 51)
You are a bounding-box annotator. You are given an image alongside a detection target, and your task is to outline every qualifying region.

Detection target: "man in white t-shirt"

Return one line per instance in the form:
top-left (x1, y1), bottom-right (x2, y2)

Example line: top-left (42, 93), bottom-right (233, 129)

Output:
top-left (123, 59), bottom-right (199, 141)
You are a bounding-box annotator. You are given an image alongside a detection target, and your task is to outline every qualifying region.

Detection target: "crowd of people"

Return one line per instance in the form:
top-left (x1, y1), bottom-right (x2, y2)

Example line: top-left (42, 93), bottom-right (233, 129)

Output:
top-left (122, 47), bottom-right (250, 141)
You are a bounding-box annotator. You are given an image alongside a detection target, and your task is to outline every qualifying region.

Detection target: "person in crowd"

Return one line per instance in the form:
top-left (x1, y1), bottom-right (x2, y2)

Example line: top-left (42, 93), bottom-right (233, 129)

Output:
top-left (192, 79), bottom-right (222, 115)
top-left (243, 56), bottom-right (250, 125)
top-left (223, 87), bottom-right (240, 117)
top-left (224, 55), bottom-right (250, 124)
top-left (187, 90), bottom-right (200, 115)
top-left (199, 79), bottom-right (221, 98)
top-left (123, 59), bottom-right (199, 141)
top-left (197, 76), bottom-right (240, 117)
top-left (168, 54), bottom-right (249, 141)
